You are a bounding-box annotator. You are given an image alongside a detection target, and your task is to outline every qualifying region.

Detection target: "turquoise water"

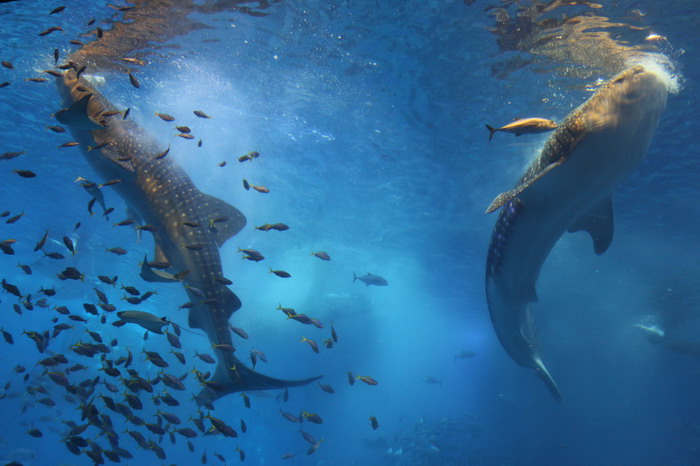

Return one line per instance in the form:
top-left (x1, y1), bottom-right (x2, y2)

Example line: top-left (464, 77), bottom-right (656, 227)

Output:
top-left (0, 1), bottom-right (697, 465)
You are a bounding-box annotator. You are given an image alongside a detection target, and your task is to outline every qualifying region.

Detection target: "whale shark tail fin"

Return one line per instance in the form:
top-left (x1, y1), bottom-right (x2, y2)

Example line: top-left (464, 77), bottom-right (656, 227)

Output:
top-left (533, 357), bottom-right (563, 402)
top-left (194, 356), bottom-right (322, 407)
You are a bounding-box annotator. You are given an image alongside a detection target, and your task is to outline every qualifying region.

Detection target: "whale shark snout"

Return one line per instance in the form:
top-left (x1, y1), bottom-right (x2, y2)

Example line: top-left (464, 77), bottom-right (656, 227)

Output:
top-left (485, 64), bottom-right (669, 401)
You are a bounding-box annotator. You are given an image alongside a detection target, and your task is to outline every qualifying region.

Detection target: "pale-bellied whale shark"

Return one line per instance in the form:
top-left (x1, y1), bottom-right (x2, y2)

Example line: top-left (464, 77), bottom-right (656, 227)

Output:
top-left (636, 324), bottom-right (700, 358)
top-left (56, 70), bottom-right (321, 405)
top-left (485, 64), bottom-right (669, 401)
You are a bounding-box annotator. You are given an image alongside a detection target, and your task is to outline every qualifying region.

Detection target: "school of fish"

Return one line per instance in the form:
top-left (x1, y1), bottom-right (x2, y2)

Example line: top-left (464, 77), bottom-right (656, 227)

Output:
top-left (0, 3), bottom-right (395, 464)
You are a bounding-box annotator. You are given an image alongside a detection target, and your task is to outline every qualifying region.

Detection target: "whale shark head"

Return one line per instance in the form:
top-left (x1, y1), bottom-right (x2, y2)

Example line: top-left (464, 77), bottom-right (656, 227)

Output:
top-left (579, 65), bottom-right (669, 137)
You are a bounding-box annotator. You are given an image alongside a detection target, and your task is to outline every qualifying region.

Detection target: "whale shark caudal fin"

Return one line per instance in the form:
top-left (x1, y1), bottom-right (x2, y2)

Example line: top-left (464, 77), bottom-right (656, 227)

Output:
top-left (533, 357), bottom-right (563, 402)
top-left (194, 355), bottom-right (323, 407)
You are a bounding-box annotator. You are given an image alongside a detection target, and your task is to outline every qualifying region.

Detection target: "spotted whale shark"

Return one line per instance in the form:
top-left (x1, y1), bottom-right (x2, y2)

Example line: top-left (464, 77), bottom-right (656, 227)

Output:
top-left (56, 70), bottom-right (321, 405)
top-left (485, 65), bottom-right (669, 401)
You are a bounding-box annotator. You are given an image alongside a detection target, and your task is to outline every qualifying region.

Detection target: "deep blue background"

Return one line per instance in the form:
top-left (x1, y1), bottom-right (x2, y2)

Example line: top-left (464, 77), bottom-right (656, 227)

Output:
top-left (0, 1), bottom-right (698, 465)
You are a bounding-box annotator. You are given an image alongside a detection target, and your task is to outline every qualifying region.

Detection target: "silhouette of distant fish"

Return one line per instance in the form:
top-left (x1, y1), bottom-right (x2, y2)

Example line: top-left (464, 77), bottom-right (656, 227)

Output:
top-left (353, 272), bottom-right (388, 286)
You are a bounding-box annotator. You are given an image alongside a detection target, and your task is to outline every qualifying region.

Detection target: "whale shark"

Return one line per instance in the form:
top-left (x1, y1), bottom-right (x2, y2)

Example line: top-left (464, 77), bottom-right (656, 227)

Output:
top-left (635, 323), bottom-right (700, 357)
top-left (485, 64), bottom-right (669, 401)
top-left (56, 70), bottom-right (321, 405)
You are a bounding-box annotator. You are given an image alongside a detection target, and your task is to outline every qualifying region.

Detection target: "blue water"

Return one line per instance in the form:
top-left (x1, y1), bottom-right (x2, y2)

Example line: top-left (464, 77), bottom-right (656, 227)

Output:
top-left (0, 1), bottom-right (698, 465)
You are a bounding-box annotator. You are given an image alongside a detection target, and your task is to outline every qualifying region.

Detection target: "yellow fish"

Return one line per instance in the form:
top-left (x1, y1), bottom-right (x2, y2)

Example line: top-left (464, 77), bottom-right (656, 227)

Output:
top-left (485, 118), bottom-right (557, 142)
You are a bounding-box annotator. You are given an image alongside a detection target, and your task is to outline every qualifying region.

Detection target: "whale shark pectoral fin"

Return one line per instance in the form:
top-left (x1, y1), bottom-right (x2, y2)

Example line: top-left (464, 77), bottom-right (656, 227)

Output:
top-left (485, 158), bottom-right (567, 214)
top-left (200, 194), bottom-right (247, 247)
top-left (56, 93), bottom-right (106, 131)
top-left (142, 319), bottom-right (168, 334)
top-left (567, 197), bottom-right (614, 255)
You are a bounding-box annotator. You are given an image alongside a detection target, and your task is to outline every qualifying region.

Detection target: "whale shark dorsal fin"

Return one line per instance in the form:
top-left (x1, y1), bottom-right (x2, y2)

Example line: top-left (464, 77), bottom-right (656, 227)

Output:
top-left (485, 158), bottom-right (567, 214)
top-left (200, 193), bottom-right (246, 247)
top-left (223, 286), bottom-right (242, 318)
top-left (567, 197), bottom-right (614, 255)
top-left (187, 287), bottom-right (241, 330)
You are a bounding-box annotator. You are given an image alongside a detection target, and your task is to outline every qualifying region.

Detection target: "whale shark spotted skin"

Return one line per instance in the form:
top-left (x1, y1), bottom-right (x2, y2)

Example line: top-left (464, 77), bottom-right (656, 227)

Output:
top-left (485, 65), bottom-right (668, 401)
top-left (56, 71), bottom-right (321, 405)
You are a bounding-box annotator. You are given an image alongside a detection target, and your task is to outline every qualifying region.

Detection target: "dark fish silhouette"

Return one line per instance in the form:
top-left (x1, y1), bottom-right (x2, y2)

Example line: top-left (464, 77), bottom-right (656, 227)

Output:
top-left (353, 272), bottom-right (388, 286)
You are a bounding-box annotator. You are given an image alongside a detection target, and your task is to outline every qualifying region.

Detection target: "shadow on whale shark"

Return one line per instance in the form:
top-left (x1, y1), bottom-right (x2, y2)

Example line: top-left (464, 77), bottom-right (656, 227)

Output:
top-left (485, 63), bottom-right (670, 401)
top-left (55, 70), bottom-right (321, 406)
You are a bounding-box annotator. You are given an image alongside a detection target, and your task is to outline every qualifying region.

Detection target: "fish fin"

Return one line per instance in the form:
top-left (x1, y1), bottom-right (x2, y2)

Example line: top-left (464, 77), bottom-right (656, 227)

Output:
top-left (533, 357), bottom-right (563, 402)
top-left (187, 288), bottom-right (241, 330)
top-left (515, 133), bottom-right (522, 137)
top-left (146, 322), bottom-right (167, 334)
top-left (485, 124), bottom-right (496, 142)
top-left (140, 256), bottom-right (179, 283)
top-left (56, 93), bottom-right (106, 131)
top-left (222, 287), bottom-right (241, 318)
top-left (567, 197), bottom-right (614, 255)
top-left (485, 158), bottom-right (566, 214)
top-left (200, 193), bottom-right (246, 247)
top-left (194, 355), bottom-right (322, 406)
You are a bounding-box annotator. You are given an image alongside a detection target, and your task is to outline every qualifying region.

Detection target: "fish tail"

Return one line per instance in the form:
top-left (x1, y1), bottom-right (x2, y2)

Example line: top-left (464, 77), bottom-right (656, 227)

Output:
top-left (485, 124), bottom-right (496, 142)
top-left (194, 356), bottom-right (322, 407)
top-left (353, 272), bottom-right (357, 283)
top-left (533, 357), bottom-right (563, 402)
